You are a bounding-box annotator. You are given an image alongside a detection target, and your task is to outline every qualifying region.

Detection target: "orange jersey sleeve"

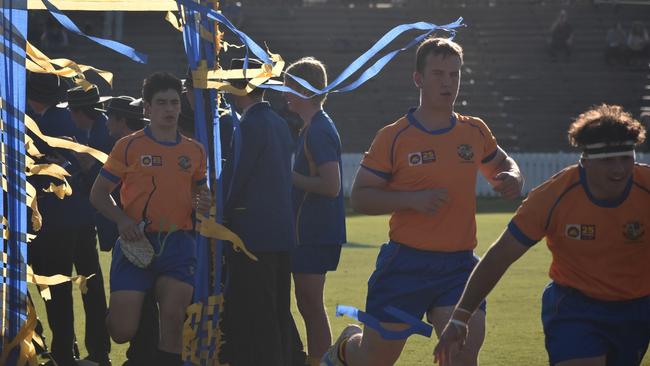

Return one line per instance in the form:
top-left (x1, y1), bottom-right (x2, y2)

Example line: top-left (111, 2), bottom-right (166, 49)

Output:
top-left (360, 122), bottom-right (403, 178)
top-left (100, 135), bottom-right (130, 184)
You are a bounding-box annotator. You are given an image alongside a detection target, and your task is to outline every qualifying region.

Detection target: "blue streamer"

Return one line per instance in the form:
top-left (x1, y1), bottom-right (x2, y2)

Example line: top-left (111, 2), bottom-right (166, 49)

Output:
top-left (175, 0), bottom-right (464, 99)
top-left (1, 1), bottom-right (29, 364)
top-left (40, 0), bottom-right (148, 64)
top-left (336, 305), bottom-right (433, 340)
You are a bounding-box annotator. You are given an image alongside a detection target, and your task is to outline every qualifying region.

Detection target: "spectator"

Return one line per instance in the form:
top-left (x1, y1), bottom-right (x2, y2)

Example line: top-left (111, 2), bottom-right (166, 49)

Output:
top-left (605, 22), bottom-right (626, 65)
top-left (626, 21), bottom-right (649, 66)
top-left (548, 10), bottom-right (574, 61)
top-left (40, 17), bottom-right (68, 52)
top-left (103, 11), bottom-right (124, 41)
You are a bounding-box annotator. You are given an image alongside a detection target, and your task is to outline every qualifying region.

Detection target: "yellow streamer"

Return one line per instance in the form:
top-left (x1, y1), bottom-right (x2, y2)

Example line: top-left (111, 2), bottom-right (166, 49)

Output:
top-left (196, 214), bottom-right (257, 261)
top-left (26, 43), bottom-right (113, 89)
top-left (25, 115), bottom-right (108, 164)
top-left (0, 298), bottom-right (38, 366)
top-left (26, 264), bottom-right (95, 301)
top-left (182, 294), bottom-right (228, 365)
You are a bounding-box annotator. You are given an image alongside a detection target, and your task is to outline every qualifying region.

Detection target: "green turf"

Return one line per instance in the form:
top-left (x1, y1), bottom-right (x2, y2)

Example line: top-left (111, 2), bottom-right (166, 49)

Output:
top-left (31, 204), bottom-right (650, 365)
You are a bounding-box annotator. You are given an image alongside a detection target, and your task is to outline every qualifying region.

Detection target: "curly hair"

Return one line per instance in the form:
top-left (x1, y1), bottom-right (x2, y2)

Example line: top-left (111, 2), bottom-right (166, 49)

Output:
top-left (568, 104), bottom-right (646, 148)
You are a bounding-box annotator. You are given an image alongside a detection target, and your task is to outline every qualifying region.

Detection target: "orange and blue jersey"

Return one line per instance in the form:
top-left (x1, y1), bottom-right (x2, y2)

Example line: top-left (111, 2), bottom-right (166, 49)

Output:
top-left (508, 163), bottom-right (650, 301)
top-left (361, 108), bottom-right (498, 252)
top-left (100, 126), bottom-right (207, 232)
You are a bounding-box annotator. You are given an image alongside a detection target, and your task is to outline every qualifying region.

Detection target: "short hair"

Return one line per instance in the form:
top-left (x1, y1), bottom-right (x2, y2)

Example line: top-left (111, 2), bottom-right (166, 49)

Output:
top-left (568, 104), bottom-right (646, 147)
top-left (142, 72), bottom-right (182, 103)
top-left (71, 104), bottom-right (102, 120)
top-left (109, 111), bottom-right (145, 131)
top-left (284, 57), bottom-right (328, 106)
top-left (415, 37), bottom-right (464, 73)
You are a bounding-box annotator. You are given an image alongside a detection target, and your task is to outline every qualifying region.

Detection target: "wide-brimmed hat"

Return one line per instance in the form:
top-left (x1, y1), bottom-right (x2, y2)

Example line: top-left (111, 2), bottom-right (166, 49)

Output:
top-left (26, 72), bottom-right (67, 104)
top-left (96, 96), bottom-right (146, 120)
top-left (57, 85), bottom-right (111, 108)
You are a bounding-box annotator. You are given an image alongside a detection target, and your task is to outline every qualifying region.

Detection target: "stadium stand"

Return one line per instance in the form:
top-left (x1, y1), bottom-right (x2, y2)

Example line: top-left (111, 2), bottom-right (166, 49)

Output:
top-left (29, 0), bottom-right (650, 152)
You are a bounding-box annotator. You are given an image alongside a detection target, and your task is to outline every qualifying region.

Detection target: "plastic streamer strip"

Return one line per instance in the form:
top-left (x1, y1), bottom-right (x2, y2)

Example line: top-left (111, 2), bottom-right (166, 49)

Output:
top-left (175, 0), bottom-right (464, 99)
top-left (27, 0), bottom-right (178, 11)
top-left (25, 42), bottom-right (113, 89)
top-left (39, 0), bottom-right (148, 64)
top-left (178, 3), bottom-right (225, 365)
top-left (25, 261), bottom-right (94, 301)
top-left (0, 2), bottom-right (29, 364)
top-left (182, 294), bottom-right (224, 364)
top-left (196, 214), bottom-right (256, 261)
top-left (336, 305), bottom-right (433, 340)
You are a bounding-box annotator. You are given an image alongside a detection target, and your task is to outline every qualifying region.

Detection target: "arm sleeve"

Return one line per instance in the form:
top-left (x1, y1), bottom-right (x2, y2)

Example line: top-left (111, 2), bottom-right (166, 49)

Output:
top-left (100, 139), bottom-right (128, 184)
top-left (359, 128), bottom-right (393, 179)
top-left (226, 119), bottom-right (265, 205)
top-left (474, 118), bottom-right (499, 164)
top-left (508, 188), bottom-right (551, 247)
top-left (193, 143), bottom-right (208, 186)
top-left (306, 124), bottom-right (340, 166)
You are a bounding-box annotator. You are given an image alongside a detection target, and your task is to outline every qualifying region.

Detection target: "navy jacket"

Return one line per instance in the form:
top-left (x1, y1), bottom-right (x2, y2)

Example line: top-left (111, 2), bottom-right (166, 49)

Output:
top-left (224, 102), bottom-right (296, 253)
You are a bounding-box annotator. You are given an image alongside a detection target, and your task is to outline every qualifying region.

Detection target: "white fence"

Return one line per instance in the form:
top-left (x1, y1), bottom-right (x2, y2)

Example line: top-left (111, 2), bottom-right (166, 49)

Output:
top-left (341, 152), bottom-right (650, 197)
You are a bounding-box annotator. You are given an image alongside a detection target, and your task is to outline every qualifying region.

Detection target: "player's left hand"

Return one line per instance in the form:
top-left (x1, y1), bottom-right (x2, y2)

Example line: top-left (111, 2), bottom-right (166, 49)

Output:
top-left (195, 187), bottom-right (212, 216)
top-left (433, 321), bottom-right (467, 366)
top-left (492, 170), bottom-right (523, 200)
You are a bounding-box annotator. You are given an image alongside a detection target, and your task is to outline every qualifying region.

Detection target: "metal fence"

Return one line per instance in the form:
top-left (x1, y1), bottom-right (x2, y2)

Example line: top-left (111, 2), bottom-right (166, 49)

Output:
top-left (341, 152), bottom-right (650, 197)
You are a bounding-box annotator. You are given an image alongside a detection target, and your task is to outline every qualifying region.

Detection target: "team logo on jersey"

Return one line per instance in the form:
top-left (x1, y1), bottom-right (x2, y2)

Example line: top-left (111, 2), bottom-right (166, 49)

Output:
top-left (457, 144), bottom-right (474, 161)
top-left (151, 156), bottom-right (163, 166)
top-left (140, 155), bottom-right (162, 167)
top-left (408, 150), bottom-right (436, 166)
top-left (178, 155), bottom-right (192, 171)
top-left (623, 221), bottom-right (645, 242)
top-left (408, 152), bottom-right (422, 166)
top-left (422, 150), bottom-right (436, 163)
top-left (140, 155), bottom-right (152, 167)
top-left (565, 224), bottom-right (596, 240)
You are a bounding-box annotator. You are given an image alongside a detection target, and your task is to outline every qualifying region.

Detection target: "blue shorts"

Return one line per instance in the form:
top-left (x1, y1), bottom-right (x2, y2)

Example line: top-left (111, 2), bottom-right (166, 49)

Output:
top-left (291, 244), bottom-right (342, 274)
top-left (365, 241), bottom-right (486, 323)
top-left (541, 282), bottom-right (650, 365)
top-left (110, 230), bottom-right (197, 292)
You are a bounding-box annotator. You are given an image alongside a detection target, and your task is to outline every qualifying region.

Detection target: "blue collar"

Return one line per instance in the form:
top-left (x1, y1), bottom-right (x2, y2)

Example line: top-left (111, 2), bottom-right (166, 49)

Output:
top-left (144, 125), bottom-right (181, 146)
top-left (406, 107), bottom-right (456, 135)
top-left (579, 164), bottom-right (632, 208)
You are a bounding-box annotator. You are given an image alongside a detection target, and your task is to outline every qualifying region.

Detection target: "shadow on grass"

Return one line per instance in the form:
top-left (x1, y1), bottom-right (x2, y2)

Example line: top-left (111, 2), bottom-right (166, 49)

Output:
top-left (344, 197), bottom-right (523, 216)
top-left (344, 242), bottom-right (376, 249)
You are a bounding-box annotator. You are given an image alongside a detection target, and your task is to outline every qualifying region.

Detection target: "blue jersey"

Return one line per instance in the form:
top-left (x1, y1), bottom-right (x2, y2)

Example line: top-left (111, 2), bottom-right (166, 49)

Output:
top-left (292, 110), bottom-right (346, 246)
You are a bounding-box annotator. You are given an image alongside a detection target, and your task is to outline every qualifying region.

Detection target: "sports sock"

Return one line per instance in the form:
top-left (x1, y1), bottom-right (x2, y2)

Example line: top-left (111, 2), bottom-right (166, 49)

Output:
top-left (337, 337), bottom-right (350, 365)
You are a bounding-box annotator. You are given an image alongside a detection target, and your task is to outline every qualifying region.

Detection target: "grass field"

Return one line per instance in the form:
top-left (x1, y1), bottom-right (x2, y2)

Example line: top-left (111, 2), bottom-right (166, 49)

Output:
top-left (31, 199), bottom-right (650, 365)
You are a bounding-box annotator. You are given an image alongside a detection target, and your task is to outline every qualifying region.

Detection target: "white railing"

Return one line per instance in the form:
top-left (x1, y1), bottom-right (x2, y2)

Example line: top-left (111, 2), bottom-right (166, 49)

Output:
top-left (341, 152), bottom-right (650, 197)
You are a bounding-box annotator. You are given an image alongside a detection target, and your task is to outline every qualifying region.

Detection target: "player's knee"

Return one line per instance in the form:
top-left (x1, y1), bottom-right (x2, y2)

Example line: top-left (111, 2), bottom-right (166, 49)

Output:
top-left (107, 318), bottom-right (137, 344)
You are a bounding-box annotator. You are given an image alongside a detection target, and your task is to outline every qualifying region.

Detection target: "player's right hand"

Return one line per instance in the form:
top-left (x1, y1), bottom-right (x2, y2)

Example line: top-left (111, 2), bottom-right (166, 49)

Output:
top-left (118, 217), bottom-right (144, 242)
top-left (433, 321), bottom-right (467, 365)
top-left (409, 189), bottom-right (449, 215)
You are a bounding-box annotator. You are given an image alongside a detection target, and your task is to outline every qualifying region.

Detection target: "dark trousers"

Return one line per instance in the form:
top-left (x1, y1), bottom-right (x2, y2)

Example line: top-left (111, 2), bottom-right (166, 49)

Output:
top-left (221, 248), bottom-right (306, 366)
top-left (28, 224), bottom-right (110, 366)
top-left (123, 290), bottom-right (159, 366)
